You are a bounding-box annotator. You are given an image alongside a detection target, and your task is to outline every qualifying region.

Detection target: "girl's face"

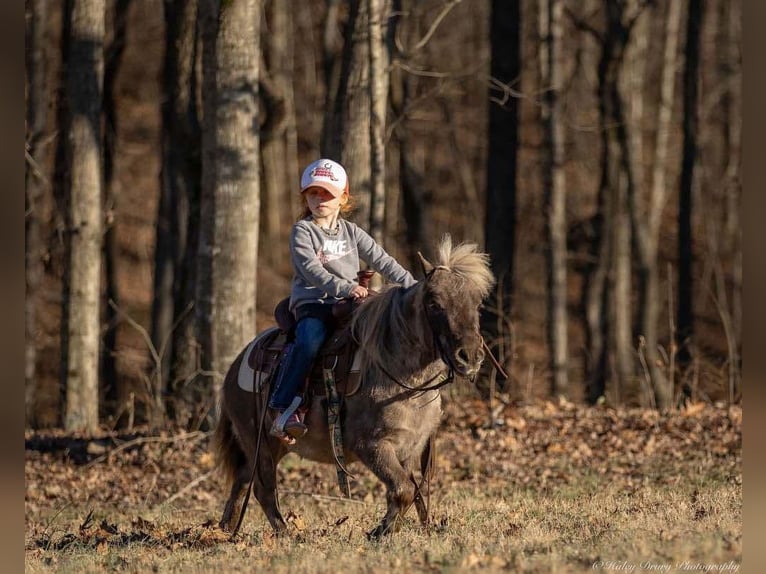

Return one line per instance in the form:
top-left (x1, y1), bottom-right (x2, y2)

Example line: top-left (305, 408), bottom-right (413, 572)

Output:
top-left (303, 186), bottom-right (346, 218)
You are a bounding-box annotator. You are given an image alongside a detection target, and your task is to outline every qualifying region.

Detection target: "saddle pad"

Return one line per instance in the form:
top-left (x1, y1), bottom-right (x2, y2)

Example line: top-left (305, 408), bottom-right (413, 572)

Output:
top-left (237, 326), bottom-right (281, 392)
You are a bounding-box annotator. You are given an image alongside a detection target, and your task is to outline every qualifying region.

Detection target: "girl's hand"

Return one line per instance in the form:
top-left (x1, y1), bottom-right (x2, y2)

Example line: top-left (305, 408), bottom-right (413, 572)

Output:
top-left (350, 285), bottom-right (369, 299)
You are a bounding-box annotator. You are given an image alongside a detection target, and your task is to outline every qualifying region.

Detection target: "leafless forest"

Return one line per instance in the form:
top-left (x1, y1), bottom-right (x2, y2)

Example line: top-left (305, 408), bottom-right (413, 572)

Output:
top-left (25, 0), bottom-right (741, 432)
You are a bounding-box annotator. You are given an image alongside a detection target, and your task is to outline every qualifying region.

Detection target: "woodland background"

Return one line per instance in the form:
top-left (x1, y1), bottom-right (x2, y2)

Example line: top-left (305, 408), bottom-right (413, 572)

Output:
top-left (24, 0), bottom-right (742, 433)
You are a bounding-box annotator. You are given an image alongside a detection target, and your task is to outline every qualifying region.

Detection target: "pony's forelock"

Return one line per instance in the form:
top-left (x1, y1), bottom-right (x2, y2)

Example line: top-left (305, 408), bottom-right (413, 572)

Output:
top-left (434, 234), bottom-right (494, 299)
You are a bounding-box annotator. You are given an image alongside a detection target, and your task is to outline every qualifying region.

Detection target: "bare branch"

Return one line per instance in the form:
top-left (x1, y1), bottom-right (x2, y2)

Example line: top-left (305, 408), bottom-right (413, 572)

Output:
top-left (397, 0), bottom-right (462, 56)
top-left (154, 469), bottom-right (215, 509)
top-left (564, 6), bottom-right (603, 44)
top-left (108, 299), bottom-right (161, 367)
top-left (25, 148), bottom-right (52, 191)
top-left (83, 430), bottom-right (209, 469)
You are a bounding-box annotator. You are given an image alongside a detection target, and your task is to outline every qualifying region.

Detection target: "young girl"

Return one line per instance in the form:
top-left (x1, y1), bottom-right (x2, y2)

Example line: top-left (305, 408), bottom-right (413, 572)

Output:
top-left (269, 158), bottom-right (417, 442)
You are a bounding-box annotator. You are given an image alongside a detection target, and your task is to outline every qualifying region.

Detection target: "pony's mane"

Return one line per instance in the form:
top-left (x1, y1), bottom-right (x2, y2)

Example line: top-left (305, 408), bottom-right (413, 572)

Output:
top-left (351, 235), bottom-right (493, 372)
top-left (351, 285), bottom-right (415, 373)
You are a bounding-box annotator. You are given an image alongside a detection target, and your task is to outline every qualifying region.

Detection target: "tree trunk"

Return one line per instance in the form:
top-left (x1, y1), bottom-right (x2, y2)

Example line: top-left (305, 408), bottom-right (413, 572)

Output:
top-left (631, 0), bottom-right (682, 409)
top-left (482, 0), bottom-right (521, 381)
top-left (586, 0), bottom-right (635, 403)
top-left (724, 0), bottom-right (741, 397)
top-left (540, 0), bottom-right (569, 397)
top-left (63, 0), bottom-right (105, 433)
top-left (584, 173), bottom-right (610, 402)
top-left (102, 0), bottom-right (129, 421)
top-left (390, 0), bottom-right (427, 271)
top-left (677, 0), bottom-right (704, 370)
top-left (158, 0), bottom-right (201, 428)
top-left (196, 0), bottom-right (219, 416)
top-left (25, 0), bottom-right (50, 428)
top-left (368, 0), bottom-right (389, 243)
top-left (607, 1), bottom-right (636, 401)
top-left (199, 0), bottom-right (261, 429)
top-left (260, 0), bottom-right (290, 265)
top-left (324, 0), bottom-right (372, 227)
top-left (321, 0), bottom-right (344, 157)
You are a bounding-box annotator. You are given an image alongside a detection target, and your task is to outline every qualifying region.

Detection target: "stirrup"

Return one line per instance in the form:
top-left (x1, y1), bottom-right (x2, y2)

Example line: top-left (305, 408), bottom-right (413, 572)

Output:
top-left (269, 421), bottom-right (297, 445)
top-left (270, 396), bottom-right (305, 443)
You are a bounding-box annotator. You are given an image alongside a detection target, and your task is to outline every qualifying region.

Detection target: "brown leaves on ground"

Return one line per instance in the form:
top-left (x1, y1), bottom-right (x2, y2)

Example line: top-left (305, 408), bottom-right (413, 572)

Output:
top-left (28, 513), bottom-right (231, 554)
top-left (438, 398), bottom-right (741, 492)
top-left (25, 399), bottom-right (741, 552)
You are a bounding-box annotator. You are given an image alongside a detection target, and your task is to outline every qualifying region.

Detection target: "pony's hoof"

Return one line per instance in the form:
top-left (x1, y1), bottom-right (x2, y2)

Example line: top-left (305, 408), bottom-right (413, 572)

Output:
top-left (366, 524), bottom-right (389, 540)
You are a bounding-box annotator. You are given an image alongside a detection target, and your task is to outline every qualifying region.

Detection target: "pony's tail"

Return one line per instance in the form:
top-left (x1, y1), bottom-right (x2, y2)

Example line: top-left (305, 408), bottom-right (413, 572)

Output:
top-left (212, 404), bottom-right (246, 490)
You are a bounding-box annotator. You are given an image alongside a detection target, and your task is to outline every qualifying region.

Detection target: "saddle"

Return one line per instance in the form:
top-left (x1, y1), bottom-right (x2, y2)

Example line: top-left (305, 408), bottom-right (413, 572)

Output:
top-left (270, 296), bottom-right (365, 398)
top-left (246, 269), bottom-right (377, 400)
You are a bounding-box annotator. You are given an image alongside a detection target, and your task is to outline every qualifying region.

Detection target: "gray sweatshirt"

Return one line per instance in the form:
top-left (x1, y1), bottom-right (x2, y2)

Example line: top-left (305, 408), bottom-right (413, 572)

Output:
top-left (288, 217), bottom-right (417, 312)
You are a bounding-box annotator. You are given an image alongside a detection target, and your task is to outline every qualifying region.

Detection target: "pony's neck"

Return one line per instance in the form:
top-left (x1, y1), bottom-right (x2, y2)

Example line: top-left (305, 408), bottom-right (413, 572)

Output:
top-left (382, 286), bottom-right (441, 378)
top-left (352, 284), bottom-right (444, 390)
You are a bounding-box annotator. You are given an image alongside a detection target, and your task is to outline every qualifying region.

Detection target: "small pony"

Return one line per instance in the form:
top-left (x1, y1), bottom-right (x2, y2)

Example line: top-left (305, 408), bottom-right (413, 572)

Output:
top-left (213, 235), bottom-right (494, 538)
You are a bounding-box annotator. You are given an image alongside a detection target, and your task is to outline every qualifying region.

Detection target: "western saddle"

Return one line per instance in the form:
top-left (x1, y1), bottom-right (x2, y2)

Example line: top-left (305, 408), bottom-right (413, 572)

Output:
top-left (246, 271), bottom-right (375, 400)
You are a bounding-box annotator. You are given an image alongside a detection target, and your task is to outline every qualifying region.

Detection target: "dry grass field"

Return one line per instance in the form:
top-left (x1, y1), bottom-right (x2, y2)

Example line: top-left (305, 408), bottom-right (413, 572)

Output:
top-left (25, 399), bottom-right (741, 573)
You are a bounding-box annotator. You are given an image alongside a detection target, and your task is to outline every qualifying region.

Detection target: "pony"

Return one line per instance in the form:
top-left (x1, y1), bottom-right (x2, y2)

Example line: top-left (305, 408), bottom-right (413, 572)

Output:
top-left (213, 235), bottom-right (494, 538)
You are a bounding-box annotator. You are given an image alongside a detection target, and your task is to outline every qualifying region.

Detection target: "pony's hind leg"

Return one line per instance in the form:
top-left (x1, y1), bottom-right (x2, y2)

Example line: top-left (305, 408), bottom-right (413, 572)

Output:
top-left (219, 440), bottom-right (287, 534)
top-left (219, 466), bottom-right (249, 532)
top-left (251, 437), bottom-right (288, 534)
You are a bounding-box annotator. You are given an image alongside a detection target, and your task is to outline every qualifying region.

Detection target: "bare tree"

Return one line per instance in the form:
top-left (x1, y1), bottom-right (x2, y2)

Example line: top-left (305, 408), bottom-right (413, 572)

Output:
top-left (102, 0), bottom-right (129, 419)
top-left (629, 0), bottom-right (683, 409)
top-left (196, 0), bottom-right (218, 422)
top-left (155, 0), bottom-right (201, 427)
top-left (197, 0), bottom-right (261, 428)
top-left (482, 0), bottom-right (521, 381)
top-left (582, 0), bottom-right (638, 403)
top-left (25, 0), bottom-right (50, 427)
top-left (323, 0), bottom-right (373, 226)
top-left (62, 0), bottom-right (105, 432)
top-left (677, 0), bottom-right (704, 375)
top-left (321, 0), bottom-right (344, 156)
top-left (723, 0), bottom-right (742, 396)
top-left (260, 0), bottom-right (291, 263)
top-left (368, 0), bottom-right (390, 243)
top-left (540, 0), bottom-right (569, 397)
top-left (389, 0), bottom-right (428, 272)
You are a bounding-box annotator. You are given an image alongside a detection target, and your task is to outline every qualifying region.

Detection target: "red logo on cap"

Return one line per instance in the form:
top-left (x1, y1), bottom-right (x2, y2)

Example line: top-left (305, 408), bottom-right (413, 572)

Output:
top-left (311, 163), bottom-right (339, 181)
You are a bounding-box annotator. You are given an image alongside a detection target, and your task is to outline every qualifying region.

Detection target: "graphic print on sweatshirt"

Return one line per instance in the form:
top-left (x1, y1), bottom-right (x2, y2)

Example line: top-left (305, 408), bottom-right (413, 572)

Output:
top-left (317, 239), bottom-right (352, 264)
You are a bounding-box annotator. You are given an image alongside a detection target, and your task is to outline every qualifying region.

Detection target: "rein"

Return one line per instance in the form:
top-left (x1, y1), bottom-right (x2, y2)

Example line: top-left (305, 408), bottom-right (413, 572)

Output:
top-left (378, 362), bottom-right (455, 393)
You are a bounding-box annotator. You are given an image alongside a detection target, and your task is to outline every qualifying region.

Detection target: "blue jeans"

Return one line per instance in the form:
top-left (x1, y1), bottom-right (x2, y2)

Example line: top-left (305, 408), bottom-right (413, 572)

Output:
top-left (268, 315), bottom-right (329, 410)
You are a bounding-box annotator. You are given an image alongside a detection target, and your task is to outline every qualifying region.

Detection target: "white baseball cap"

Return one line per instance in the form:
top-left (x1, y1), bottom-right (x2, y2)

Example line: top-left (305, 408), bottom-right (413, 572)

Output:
top-left (300, 159), bottom-right (348, 197)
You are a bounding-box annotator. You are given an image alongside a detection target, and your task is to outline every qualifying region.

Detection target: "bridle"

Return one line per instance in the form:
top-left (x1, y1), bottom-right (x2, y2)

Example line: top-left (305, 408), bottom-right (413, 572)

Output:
top-left (377, 265), bottom-right (460, 393)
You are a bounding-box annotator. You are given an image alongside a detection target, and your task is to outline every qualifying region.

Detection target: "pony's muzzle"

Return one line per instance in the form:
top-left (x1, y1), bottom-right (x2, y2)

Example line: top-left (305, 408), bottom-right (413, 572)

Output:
top-left (455, 345), bottom-right (485, 376)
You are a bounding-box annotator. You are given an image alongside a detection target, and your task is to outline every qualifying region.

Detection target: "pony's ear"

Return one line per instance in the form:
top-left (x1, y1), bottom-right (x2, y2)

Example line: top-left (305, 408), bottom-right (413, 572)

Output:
top-left (417, 251), bottom-right (434, 277)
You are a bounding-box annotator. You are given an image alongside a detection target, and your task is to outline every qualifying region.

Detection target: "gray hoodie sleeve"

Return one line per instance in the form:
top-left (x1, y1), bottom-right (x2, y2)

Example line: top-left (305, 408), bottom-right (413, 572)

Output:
top-left (291, 223), bottom-right (356, 297)
top-left (352, 224), bottom-right (417, 287)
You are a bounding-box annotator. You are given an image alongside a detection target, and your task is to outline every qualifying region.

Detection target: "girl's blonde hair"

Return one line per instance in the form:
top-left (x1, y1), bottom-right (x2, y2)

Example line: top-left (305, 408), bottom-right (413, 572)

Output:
top-left (297, 190), bottom-right (356, 220)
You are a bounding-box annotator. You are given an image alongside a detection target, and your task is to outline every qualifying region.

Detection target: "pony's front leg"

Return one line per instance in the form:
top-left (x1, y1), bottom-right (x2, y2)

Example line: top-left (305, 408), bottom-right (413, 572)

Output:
top-left (359, 441), bottom-right (415, 539)
top-left (411, 435), bottom-right (436, 528)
